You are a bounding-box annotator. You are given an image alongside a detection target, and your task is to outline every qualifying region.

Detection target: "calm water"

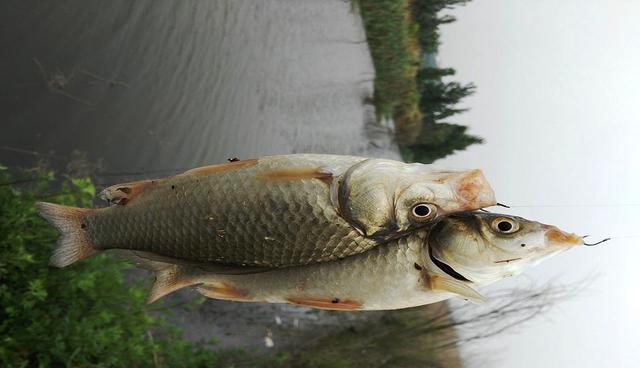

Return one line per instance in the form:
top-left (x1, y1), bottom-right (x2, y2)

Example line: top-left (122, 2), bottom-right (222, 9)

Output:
top-left (1, 0), bottom-right (399, 350)
top-left (1, 0), bottom-right (399, 181)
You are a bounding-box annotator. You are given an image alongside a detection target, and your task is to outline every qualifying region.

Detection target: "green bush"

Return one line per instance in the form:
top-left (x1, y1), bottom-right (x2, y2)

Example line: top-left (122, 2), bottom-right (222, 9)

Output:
top-left (0, 166), bottom-right (284, 367)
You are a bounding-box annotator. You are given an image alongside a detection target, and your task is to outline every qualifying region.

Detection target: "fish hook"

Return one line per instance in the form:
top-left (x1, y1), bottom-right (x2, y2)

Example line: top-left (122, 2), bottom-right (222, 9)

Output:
top-left (582, 235), bottom-right (611, 246)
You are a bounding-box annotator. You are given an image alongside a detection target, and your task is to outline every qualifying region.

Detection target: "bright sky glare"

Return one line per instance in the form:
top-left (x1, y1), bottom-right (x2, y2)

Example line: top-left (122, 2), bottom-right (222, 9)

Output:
top-left (436, 1), bottom-right (640, 366)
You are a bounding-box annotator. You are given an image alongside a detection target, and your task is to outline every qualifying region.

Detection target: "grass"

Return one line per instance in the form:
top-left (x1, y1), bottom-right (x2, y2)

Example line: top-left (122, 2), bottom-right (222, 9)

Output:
top-left (0, 166), bottom-right (288, 367)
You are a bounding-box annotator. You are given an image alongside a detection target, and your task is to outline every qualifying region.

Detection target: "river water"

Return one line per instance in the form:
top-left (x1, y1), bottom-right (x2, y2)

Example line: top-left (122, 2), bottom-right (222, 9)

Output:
top-left (1, 0), bottom-right (401, 351)
top-left (1, 0), bottom-right (399, 180)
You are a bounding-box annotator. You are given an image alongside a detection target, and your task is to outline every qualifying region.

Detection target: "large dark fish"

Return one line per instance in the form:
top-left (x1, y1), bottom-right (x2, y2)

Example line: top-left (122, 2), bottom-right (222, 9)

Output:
top-left (36, 154), bottom-right (496, 268)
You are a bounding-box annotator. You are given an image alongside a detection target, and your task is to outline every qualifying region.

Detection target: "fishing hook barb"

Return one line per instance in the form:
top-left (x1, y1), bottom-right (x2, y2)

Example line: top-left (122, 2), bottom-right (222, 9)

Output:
top-left (582, 235), bottom-right (611, 246)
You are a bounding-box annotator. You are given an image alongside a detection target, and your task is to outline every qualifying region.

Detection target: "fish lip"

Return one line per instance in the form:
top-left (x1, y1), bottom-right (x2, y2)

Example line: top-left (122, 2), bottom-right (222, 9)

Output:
top-left (428, 244), bottom-right (472, 282)
top-left (543, 225), bottom-right (584, 247)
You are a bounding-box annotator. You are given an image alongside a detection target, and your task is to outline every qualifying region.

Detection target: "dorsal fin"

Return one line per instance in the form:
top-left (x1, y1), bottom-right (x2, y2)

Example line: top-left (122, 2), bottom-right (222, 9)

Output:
top-left (182, 159), bottom-right (258, 176)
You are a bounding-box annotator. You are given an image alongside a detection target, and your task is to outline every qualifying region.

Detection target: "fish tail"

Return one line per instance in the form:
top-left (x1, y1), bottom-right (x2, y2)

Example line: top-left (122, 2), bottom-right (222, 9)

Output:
top-left (35, 202), bottom-right (98, 267)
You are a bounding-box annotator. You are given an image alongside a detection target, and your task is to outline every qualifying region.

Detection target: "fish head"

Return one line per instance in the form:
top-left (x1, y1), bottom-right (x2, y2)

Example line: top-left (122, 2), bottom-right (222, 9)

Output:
top-left (425, 212), bottom-right (584, 286)
top-left (338, 159), bottom-right (496, 240)
top-left (393, 168), bottom-right (497, 232)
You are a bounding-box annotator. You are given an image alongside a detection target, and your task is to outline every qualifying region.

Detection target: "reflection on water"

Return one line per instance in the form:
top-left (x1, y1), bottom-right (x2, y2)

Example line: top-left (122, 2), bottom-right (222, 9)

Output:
top-left (1, 0), bottom-right (401, 350)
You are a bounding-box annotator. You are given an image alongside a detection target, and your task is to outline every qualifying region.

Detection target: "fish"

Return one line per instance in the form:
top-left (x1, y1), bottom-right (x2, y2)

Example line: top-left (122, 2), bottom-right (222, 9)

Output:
top-left (125, 212), bottom-right (585, 310)
top-left (36, 154), bottom-right (496, 268)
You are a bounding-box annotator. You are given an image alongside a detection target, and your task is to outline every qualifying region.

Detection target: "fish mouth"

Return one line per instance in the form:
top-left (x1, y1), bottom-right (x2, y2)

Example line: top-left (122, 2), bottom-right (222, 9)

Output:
top-left (543, 225), bottom-right (583, 247)
top-left (428, 245), bottom-right (471, 282)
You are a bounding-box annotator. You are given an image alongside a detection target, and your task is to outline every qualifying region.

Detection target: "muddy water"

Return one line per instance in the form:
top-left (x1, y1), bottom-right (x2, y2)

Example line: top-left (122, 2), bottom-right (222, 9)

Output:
top-left (1, 0), bottom-right (400, 351)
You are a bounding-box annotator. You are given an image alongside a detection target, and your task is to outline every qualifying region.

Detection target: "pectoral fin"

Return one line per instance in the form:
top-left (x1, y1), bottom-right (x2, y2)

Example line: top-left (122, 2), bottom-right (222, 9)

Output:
top-left (429, 275), bottom-right (487, 304)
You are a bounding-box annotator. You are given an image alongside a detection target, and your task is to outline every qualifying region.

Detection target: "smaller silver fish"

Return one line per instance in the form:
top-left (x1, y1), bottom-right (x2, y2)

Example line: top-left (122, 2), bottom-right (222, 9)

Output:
top-left (131, 212), bottom-right (588, 310)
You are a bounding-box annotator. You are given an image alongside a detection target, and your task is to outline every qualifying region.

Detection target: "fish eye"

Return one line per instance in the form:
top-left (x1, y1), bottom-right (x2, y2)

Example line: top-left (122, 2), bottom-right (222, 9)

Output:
top-left (411, 203), bottom-right (436, 222)
top-left (491, 217), bottom-right (519, 234)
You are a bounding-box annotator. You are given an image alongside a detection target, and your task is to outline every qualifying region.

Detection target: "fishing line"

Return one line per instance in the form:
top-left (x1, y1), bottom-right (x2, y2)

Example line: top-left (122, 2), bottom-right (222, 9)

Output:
top-left (606, 235), bottom-right (640, 240)
top-left (498, 204), bottom-right (640, 208)
top-left (580, 235), bottom-right (640, 244)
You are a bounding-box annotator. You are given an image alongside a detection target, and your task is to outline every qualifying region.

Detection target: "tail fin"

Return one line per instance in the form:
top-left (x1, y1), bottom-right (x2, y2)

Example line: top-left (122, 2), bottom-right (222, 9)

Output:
top-left (35, 202), bottom-right (97, 267)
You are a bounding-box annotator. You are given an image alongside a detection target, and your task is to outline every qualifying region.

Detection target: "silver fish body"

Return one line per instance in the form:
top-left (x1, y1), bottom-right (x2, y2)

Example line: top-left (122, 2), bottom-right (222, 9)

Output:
top-left (148, 230), bottom-right (450, 311)
top-left (140, 212), bottom-right (585, 310)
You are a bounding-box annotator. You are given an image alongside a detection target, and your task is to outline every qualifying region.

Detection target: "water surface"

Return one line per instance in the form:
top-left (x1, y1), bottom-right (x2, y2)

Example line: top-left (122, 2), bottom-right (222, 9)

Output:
top-left (1, 0), bottom-right (399, 181)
